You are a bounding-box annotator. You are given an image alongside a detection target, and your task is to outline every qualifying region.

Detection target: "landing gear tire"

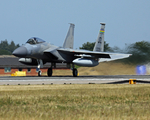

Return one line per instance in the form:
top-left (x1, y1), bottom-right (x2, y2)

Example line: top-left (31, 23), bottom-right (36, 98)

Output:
top-left (73, 68), bottom-right (78, 77)
top-left (47, 67), bottom-right (53, 77)
top-left (38, 70), bottom-right (42, 77)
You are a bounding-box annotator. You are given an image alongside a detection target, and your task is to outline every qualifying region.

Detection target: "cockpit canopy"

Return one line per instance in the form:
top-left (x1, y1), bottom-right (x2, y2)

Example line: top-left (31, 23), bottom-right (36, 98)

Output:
top-left (26, 37), bottom-right (45, 45)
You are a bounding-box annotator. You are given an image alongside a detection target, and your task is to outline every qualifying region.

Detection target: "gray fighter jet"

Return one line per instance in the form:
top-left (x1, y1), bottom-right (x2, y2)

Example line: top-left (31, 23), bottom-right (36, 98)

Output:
top-left (12, 23), bottom-right (131, 77)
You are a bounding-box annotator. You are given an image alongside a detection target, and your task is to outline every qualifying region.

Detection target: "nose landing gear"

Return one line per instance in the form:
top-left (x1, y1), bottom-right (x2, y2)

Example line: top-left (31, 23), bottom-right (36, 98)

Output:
top-left (38, 70), bottom-right (42, 77)
top-left (37, 59), bottom-right (43, 77)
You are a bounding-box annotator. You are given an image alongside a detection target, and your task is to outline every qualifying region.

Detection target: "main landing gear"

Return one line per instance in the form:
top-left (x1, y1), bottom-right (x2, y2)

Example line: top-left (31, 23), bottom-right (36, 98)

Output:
top-left (72, 64), bottom-right (78, 77)
top-left (73, 68), bottom-right (78, 77)
top-left (47, 67), bottom-right (53, 77)
top-left (46, 63), bottom-right (78, 77)
top-left (47, 63), bottom-right (56, 77)
top-left (38, 62), bottom-right (78, 77)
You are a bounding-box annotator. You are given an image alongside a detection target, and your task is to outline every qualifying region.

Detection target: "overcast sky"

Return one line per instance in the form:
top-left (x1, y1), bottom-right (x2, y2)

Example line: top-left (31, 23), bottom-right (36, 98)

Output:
top-left (0, 0), bottom-right (150, 49)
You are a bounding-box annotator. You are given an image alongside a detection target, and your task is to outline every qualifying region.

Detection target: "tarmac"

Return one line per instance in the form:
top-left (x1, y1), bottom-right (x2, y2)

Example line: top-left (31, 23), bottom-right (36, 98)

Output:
top-left (0, 75), bottom-right (150, 85)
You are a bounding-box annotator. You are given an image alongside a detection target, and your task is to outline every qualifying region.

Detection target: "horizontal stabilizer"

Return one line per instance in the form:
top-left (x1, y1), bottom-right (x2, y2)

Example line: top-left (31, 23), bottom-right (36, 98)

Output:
top-left (99, 54), bottom-right (132, 62)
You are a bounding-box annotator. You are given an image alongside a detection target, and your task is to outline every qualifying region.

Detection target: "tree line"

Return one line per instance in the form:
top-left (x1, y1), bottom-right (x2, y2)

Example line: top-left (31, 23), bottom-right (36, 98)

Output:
top-left (0, 40), bottom-right (20, 55)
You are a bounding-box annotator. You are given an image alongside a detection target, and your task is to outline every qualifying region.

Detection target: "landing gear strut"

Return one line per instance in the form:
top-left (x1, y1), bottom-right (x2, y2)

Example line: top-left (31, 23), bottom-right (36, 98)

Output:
top-left (72, 64), bottom-right (78, 77)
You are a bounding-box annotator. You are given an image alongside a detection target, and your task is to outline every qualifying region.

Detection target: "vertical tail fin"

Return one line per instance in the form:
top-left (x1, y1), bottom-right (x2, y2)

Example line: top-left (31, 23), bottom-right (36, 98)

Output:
top-left (63, 23), bottom-right (75, 49)
top-left (93, 23), bottom-right (105, 52)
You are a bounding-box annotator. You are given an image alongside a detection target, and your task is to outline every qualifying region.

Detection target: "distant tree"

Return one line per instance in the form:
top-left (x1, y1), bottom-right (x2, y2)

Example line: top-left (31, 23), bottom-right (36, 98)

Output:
top-left (0, 49), bottom-right (11, 55)
top-left (0, 40), bottom-right (9, 51)
top-left (111, 46), bottom-right (123, 53)
top-left (9, 41), bottom-right (17, 52)
top-left (16, 44), bottom-right (20, 48)
top-left (79, 41), bottom-right (113, 52)
top-left (79, 42), bottom-right (95, 51)
top-left (0, 40), bottom-right (20, 55)
top-left (104, 42), bottom-right (114, 52)
top-left (122, 41), bottom-right (150, 64)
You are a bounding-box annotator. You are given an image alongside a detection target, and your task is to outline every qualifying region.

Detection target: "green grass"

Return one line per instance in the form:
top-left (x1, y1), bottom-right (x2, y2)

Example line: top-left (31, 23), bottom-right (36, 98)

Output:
top-left (0, 84), bottom-right (150, 120)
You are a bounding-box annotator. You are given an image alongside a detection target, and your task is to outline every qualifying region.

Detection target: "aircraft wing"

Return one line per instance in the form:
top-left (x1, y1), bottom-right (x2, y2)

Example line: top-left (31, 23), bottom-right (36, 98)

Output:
top-left (57, 48), bottom-right (131, 60)
top-left (58, 48), bottom-right (110, 58)
top-left (44, 46), bottom-right (59, 59)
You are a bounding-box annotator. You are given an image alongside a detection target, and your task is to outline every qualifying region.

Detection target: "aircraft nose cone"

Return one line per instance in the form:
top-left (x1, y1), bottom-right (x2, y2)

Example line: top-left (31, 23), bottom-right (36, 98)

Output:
top-left (12, 47), bottom-right (27, 57)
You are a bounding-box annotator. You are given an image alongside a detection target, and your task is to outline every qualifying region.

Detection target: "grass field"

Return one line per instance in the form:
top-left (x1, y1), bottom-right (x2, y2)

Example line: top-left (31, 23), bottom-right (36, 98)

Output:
top-left (78, 62), bottom-right (136, 75)
top-left (0, 84), bottom-right (150, 120)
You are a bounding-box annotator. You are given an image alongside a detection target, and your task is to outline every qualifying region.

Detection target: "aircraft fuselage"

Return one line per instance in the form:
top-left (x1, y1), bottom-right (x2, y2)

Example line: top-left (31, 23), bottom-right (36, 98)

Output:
top-left (13, 41), bottom-right (75, 63)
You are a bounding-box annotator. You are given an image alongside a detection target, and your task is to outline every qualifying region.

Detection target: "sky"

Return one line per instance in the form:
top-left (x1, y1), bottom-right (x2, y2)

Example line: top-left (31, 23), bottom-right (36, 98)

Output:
top-left (0, 0), bottom-right (150, 50)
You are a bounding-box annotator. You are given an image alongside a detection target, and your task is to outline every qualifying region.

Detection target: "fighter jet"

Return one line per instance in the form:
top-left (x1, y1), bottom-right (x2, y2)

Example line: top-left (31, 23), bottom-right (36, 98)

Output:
top-left (12, 23), bottom-right (131, 77)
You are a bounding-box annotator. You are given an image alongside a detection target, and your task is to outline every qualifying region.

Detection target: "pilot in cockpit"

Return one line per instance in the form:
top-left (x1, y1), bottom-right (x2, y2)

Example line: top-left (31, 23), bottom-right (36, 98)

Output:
top-left (26, 37), bottom-right (45, 45)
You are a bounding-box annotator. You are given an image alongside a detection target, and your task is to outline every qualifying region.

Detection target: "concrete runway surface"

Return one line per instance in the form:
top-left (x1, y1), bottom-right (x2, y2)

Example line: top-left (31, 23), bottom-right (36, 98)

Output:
top-left (0, 75), bottom-right (150, 85)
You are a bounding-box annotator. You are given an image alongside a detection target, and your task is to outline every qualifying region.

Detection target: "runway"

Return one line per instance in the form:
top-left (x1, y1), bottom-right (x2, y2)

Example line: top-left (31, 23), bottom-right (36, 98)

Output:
top-left (0, 75), bottom-right (150, 85)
